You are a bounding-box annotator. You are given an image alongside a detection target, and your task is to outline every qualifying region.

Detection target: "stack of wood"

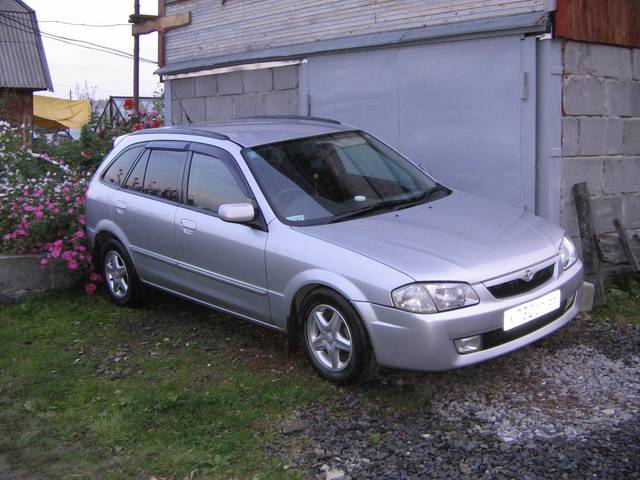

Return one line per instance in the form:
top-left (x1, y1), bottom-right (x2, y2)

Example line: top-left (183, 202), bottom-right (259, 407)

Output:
top-left (572, 182), bottom-right (639, 306)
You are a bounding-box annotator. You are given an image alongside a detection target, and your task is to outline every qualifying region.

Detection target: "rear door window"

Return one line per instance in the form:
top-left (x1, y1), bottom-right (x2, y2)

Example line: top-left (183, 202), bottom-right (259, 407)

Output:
top-left (142, 150), bottom-right (187, 202)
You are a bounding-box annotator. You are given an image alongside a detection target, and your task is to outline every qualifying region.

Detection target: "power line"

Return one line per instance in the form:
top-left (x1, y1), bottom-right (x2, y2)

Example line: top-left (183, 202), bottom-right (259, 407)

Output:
top-left (0, 13), bottom-right (156, 64)
top-left (37, 20), bottom-right (129, 28)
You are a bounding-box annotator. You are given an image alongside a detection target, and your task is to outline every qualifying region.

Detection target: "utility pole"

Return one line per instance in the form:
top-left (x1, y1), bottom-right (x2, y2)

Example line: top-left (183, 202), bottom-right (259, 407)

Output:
top-left (132, 0), bottom-right (140, 113)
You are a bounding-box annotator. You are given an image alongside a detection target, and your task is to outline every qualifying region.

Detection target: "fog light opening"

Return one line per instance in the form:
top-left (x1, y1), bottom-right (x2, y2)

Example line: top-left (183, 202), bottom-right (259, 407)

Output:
top-left (454, 335), bottom-right (482, 354)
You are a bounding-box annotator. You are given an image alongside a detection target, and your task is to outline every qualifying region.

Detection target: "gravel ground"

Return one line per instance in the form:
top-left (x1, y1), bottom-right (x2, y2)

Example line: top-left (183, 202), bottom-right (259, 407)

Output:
top-left (268, 315), bottom-right (640, 479)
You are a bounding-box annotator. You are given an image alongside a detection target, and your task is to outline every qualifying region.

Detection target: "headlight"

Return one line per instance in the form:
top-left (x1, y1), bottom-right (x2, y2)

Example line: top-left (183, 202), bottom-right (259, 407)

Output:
top-left (559, 235), bottom-right (577, 270)
top-left (392, 282), bottom-right (479, 314)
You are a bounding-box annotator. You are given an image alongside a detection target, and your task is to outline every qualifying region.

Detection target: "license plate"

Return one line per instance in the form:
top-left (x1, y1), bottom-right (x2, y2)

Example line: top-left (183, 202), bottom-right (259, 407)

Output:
top-left (503, 290), bottom-right (561, 331)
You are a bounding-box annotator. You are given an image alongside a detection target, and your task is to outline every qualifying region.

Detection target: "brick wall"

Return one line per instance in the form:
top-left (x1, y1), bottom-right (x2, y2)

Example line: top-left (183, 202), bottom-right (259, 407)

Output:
top-left (561, 41), bottom-right (640, 269)
top-left (169, 65), bottom-right (299, 125)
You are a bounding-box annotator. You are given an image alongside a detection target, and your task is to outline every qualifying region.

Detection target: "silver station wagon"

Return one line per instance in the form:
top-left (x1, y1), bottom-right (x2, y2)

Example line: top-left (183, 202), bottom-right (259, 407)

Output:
top-left (86, 116), bottom-right (584, 384)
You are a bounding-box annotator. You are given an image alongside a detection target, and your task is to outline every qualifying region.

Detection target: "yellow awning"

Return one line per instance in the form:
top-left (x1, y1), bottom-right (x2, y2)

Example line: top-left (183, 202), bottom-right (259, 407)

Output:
top-left (33, 96), bottom-right (91, 130)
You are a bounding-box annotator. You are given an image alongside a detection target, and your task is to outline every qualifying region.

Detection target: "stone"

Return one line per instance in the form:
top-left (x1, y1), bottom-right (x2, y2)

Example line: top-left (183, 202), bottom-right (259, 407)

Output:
top-left (281, 422), bottom-right (305, 435)
top-left (603, 157), bottom-right (640, 194)
top-left (561, 157), bottom-right (603, 197)
top-left (564, 41), bottom-right (590, 75)
top-left (622, 120), bottom-right (640, 155)
top-left (622, 193), bottom-right (640, 228)
top-left (602, 408), bottom-right (615, 416)
top-left (171, 77), bottom-right (195, 99)
top-left (265, 89), bottom-right (299, 115)
top-left (195, 75), bottom-right (218, 97)
top-left (605, 80), bottom-right (633, 117)
top-left (633, 49), bottom-right (640, 80)
top-left (171, 100), bottom-right (182, 124)
top-left (218, 71), bottom-right (243, 95)
top-left (563, 76), bottom-right (604, 116)
top-left (0, 255), bottom-right (79, 303)
top-left (232, 93), bottom-right (266, 117)
top-left (578, 118), bottom-right (622, 156)
top-left (180, 97), bottom-right (206, 122)
top-left (243, 68), bottom-right (273, 93)
top-left (562, 117), bottom-right (579, 156)
top-left (274, 65), bottom-right (299, 90)
top-left (205, 95), bottom-right (233, 121)
top-left (590, 196), bottom-right (623, 234)
top-left (325, 469), bottom-right (346, 480)
top-left (588, 44), bottom-right (633, 79)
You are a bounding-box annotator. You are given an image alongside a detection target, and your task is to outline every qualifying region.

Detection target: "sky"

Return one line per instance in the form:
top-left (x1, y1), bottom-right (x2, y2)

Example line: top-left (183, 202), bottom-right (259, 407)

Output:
top-left (26, 0), bottom-right (160, 100)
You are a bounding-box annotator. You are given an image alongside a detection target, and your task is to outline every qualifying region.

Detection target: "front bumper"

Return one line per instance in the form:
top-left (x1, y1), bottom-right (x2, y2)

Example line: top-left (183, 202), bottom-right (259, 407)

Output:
top-left (353, 259), bottom-right (584, 372)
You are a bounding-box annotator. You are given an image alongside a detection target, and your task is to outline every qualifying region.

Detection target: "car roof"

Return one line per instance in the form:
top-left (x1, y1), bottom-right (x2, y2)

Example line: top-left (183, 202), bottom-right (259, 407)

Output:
top-left (128, 116), bottom-right (357, 148)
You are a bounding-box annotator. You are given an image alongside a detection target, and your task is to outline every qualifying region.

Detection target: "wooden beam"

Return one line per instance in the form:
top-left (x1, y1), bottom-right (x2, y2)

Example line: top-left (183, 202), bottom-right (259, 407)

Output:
top-left (556, 0), bottom-right (640, 48)
top-left (613, 218), bottom-right (640, 272)
top-left (573, 182), bottom-right (606, 306)
top-left (132, 12), bottom-right (191, 36)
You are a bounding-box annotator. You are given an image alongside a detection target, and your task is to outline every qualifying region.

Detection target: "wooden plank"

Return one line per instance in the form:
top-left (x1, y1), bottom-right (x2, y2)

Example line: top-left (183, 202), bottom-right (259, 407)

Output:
top-left (613, 218), bottom-right (640, 272)
top-left (133, 12), bottom-right (191, 35)
top-left (163, 0), bottom-right (542, 62)
top-left (555, 0), bottom-right (640, 48)
top-left (573, 182), bottom-right (606, 306)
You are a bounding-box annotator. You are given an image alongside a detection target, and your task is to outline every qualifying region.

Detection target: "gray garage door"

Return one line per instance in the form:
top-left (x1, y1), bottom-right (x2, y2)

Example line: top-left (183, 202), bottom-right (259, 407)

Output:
top-left (304, 34), bottom-right (537, 211)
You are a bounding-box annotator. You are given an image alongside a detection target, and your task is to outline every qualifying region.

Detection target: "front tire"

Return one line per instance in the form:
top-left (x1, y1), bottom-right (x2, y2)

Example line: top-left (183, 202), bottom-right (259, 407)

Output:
top-left (101, 239), bottom-right (141, 307)
top-left (300, 288), bottom-right (378, 384)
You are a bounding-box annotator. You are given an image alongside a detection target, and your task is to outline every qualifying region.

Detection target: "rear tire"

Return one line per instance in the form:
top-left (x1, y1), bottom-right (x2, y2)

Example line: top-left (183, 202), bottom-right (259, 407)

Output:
top-left (101, 239), bottom-right (141, 307)
top-left (300, 288), bottom-right (378, 384)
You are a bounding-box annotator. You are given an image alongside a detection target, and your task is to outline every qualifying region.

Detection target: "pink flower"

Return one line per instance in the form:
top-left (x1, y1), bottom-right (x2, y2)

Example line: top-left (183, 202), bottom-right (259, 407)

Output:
top-left (34, 190), bottom-right (42, 198)
top-left (61, 251), bottom-right (74, 261)
top-left (34, 210), bottom-right (44, 220)
top-left (15, 229), bottom-right (27, 236)
top-left (47, 202), bottom-right (55, 210)
top-left (85, 283), bottom-right (97, 295)
top-left (75, 230), bottom-right (85, 239)
top-left (40, 258), bottom-right (49, 266)
top-left (50, 249), bottom-right (61, 258)
top-left (78, 215), bottom-right (86, 225)
top-left (89, 272), bottom-right (102, 282)
top-left (67, 259), bottom-right (78, 270)
top-left (68, 208), bottom-right (73, 214)
top-left (54, 239), bottom-right (63, 247)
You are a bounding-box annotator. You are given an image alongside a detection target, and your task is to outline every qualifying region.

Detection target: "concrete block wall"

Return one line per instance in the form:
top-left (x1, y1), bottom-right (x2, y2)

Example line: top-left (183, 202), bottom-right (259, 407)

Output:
top-left (561, 41), bottom-right (640, 269)
top-left (169, 65), bottom-right (299, 125)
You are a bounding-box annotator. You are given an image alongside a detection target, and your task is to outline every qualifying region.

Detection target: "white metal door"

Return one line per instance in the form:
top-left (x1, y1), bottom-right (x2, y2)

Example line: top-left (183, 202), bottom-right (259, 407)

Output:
top-left (305, 34), bottom-right (536, 211)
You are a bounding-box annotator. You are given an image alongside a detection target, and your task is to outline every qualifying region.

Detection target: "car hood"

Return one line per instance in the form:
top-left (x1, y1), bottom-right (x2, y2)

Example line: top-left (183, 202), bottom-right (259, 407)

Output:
top-left (294, 191), bottom-right (565, 284)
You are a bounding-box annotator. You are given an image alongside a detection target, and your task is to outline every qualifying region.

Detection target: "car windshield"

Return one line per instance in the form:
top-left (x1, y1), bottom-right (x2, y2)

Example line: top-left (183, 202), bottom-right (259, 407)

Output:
top-left (242, 131), bottom-right (443, 225)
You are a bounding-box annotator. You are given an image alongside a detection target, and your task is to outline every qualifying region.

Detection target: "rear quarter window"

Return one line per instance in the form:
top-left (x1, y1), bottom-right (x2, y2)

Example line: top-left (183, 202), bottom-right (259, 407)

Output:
top-left (101, 146), bottom-right (144, 187)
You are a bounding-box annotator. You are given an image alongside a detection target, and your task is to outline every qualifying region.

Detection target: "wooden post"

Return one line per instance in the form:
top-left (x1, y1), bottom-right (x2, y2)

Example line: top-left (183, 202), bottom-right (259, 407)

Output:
top-left (572, 182), bottom-right (606, 305)
top-left (613, 218), bottom-right (640, 272)
top-left (133, 0), bottom-right (141, 114)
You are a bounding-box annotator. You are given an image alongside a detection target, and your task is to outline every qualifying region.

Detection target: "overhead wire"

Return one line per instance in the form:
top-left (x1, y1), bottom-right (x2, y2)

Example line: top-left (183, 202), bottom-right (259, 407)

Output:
top-left (0, 12), bottom-right (156, 64)
top-left (37, 20), bottom-right (129, 27)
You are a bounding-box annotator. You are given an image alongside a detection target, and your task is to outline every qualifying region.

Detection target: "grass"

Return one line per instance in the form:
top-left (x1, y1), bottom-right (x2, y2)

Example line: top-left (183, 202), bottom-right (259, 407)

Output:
top-left (0, 290), bottom-right (331, 479)
top-left (594, 272), bottom-right (640, 325)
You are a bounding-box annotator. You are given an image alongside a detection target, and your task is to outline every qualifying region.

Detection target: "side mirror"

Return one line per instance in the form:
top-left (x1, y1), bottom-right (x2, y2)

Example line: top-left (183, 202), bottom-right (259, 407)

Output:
top-left (218, 203), bottom-right (255, 223)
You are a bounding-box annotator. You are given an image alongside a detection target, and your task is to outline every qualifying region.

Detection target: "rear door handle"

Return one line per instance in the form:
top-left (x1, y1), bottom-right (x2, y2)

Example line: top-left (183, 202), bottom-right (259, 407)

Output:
top-left (113, 200), bottom-right (127, 212)
top-left (180, 219), bottom-right (196, 234)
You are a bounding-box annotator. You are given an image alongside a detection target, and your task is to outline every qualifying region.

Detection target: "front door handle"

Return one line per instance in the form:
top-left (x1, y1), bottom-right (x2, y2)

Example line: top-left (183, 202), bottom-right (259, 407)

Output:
top-left (180, 219), bottom-right (196, 234)
top-left (113, 200), bottom-right (127, 212)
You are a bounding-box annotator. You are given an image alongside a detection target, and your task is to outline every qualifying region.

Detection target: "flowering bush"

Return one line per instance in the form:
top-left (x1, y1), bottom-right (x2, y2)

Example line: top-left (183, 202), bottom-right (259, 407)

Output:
top-left (1, 122), bottom-right (100, 294)
top-left (99, 98), bottom-right (162, 140)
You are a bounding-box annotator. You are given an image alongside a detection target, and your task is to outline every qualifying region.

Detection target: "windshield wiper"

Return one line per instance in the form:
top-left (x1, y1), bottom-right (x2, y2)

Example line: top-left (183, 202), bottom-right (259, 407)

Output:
top-left (327, 191), bottom-right (428, 224)
top-left (423, 183), bottom-right (450, 201)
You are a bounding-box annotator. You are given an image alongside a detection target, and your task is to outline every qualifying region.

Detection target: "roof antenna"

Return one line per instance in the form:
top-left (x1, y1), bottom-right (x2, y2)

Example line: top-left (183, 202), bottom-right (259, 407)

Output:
top-left (170, 86), bottom-right (193, 124)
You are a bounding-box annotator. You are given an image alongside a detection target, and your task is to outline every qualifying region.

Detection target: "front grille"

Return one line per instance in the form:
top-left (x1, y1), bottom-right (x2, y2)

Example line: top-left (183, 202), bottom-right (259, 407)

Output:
top-left (487, 264), bottom-right (555, 299)
top-left (480, 295), bottom-right (574, 350)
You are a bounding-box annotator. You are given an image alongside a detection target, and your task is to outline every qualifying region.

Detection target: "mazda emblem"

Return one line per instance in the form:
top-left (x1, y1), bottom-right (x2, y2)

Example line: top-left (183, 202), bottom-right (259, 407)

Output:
top-left (523, 269), bottom-right (534, 282)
